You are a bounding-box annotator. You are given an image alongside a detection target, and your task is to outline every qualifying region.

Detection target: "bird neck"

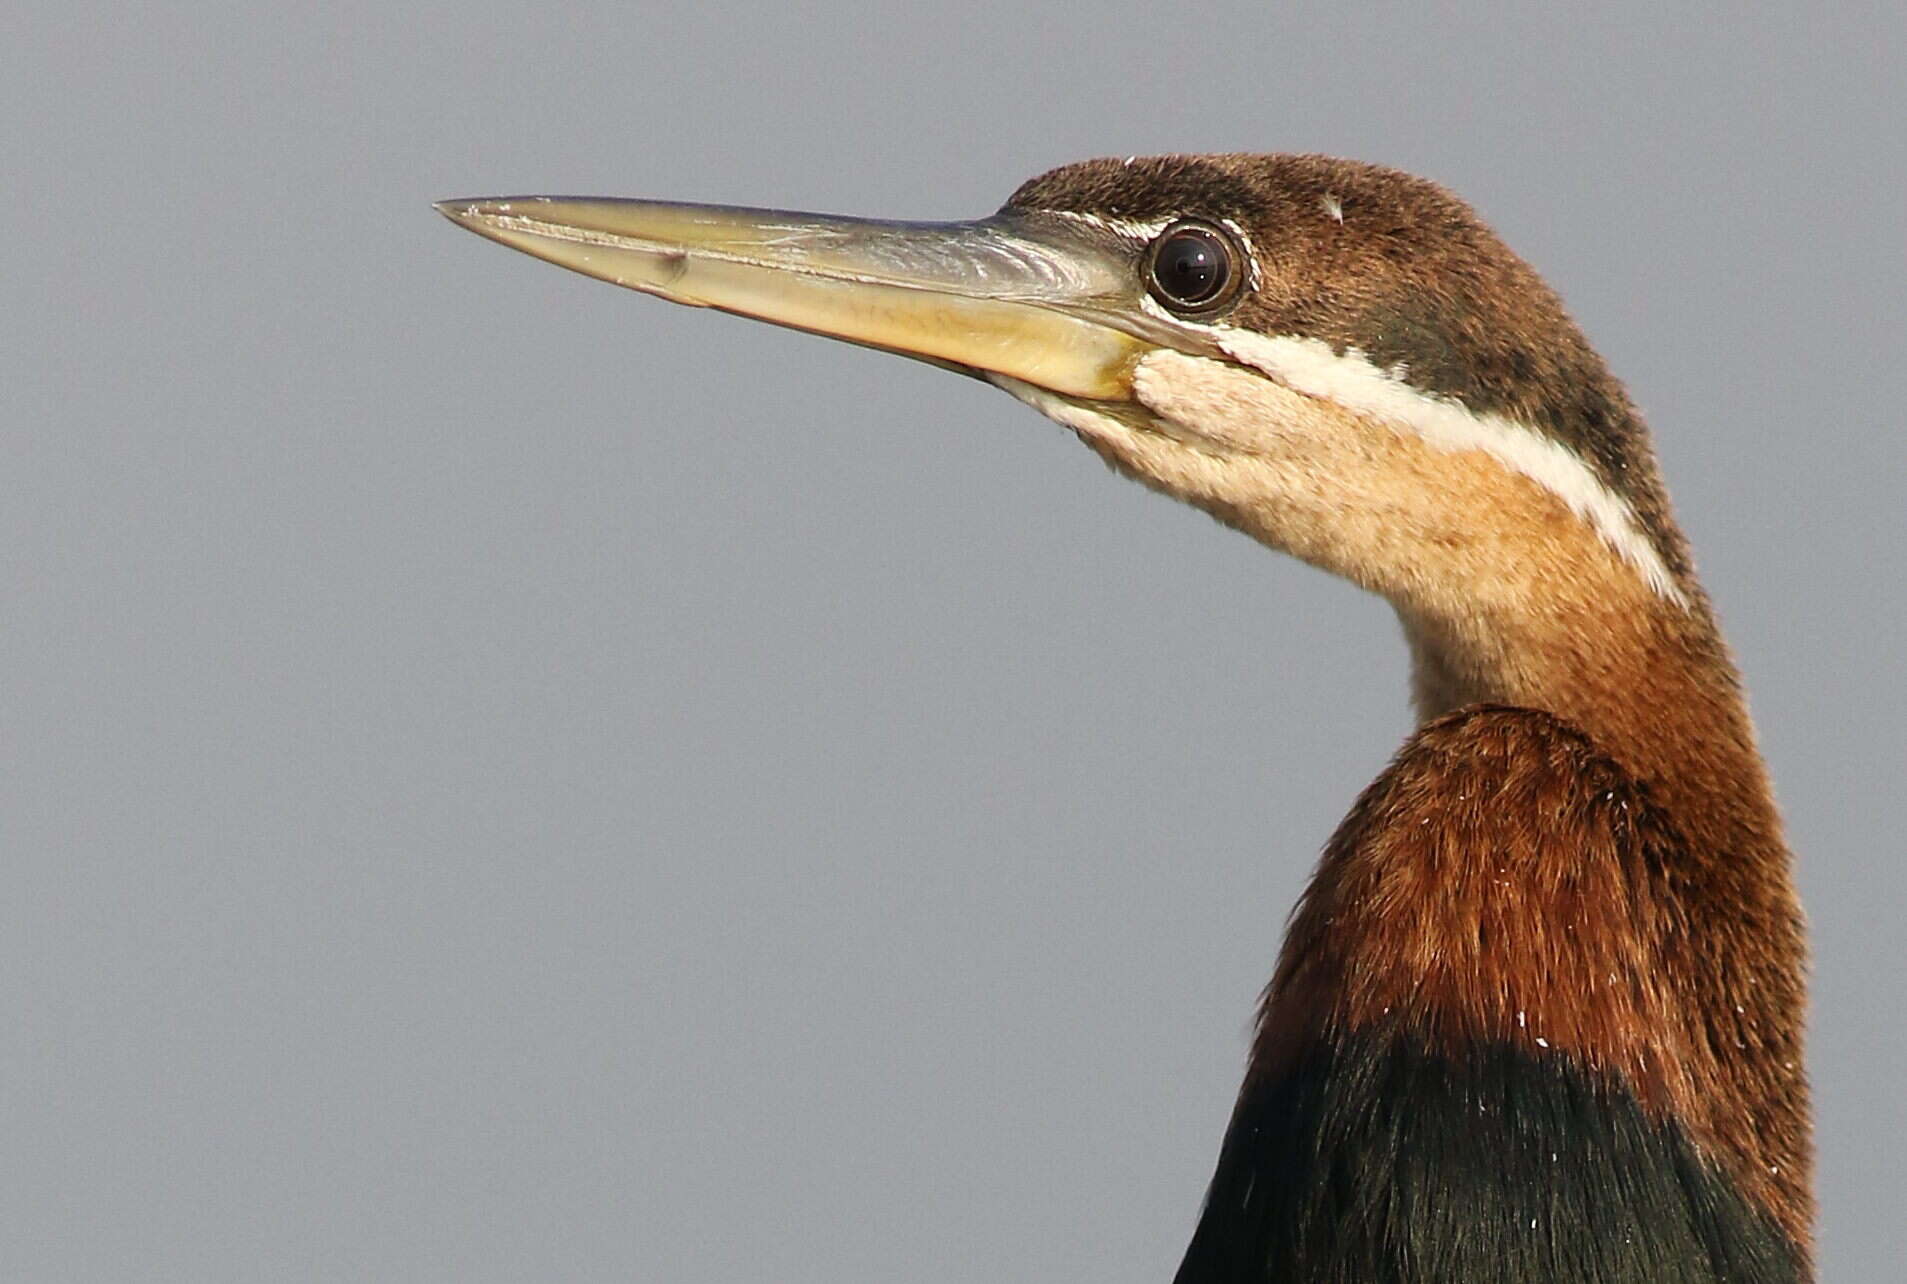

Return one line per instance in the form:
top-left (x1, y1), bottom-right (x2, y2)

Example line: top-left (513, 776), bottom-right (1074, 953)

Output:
top-left (1398, 587), bottom-right (1778, 856)
top-left (1393, 580), bottom-right (1813, 1250)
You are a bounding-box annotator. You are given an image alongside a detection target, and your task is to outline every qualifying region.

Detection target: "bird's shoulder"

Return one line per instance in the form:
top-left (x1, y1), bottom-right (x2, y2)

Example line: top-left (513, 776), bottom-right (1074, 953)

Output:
top-left (1170, 704), bottom-right (1808, 1284)
top-left (1273, 702), bottom-right (1679, 1033)
top-left (1343, 701), bottom-right (1657, 851)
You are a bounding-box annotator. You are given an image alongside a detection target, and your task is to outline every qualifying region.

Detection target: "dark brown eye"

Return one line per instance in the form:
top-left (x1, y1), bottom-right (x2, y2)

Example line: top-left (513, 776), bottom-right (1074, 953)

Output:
top-left (1146, 223), bottom-right (1239, 312)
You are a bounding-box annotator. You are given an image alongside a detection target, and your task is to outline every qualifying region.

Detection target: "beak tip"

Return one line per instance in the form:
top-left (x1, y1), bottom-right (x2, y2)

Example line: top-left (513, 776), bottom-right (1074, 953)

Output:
top-left (433, 199), bottom-right (482, 224)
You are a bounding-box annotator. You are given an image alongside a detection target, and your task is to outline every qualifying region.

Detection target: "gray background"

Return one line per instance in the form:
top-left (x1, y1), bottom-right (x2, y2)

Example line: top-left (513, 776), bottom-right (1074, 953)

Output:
top-left (5, 3), bottom-right (1901, 1280)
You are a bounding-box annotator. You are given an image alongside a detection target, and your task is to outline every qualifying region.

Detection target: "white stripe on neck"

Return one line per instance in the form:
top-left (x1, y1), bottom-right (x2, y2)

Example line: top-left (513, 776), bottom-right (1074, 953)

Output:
top-left (1218, 330), bottom-right (1687, 606)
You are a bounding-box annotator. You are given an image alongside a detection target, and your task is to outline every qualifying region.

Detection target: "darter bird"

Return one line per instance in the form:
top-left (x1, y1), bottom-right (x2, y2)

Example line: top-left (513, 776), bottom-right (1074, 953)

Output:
top-left (437, 154), bottom-right (1810, 1283)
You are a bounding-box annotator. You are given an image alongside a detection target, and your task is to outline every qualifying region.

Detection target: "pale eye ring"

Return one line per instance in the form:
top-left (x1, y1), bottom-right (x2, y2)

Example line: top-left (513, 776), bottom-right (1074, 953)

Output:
top-left (1145, 222), bottom-right (1242, 313)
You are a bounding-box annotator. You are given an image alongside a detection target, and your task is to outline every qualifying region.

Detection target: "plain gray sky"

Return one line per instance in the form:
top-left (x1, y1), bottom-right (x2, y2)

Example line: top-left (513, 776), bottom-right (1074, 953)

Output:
top-left (5, 3), bottom-right (1902, 1280)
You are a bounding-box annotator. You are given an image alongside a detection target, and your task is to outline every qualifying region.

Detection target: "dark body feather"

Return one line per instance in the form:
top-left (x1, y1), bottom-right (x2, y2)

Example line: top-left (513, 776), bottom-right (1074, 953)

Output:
top-left (1175, 1035), bottom-right (1802, 1283)
top-left (1175, 706), bottom-right (1807, 1282)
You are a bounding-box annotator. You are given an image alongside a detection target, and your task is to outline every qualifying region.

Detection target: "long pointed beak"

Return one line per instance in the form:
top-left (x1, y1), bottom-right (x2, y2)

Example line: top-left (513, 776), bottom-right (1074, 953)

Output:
top-left (434, 197), bottom-right (1148, 401)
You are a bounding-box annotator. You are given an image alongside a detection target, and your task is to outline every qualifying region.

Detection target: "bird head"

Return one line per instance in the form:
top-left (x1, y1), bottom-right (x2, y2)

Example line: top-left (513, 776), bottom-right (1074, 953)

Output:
top-left (438, 154), bottom-right (1698, 698)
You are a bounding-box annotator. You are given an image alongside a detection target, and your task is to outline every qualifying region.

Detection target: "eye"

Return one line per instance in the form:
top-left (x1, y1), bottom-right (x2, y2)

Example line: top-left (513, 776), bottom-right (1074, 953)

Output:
top-left (1146, 222), bottom-right (1241, 313)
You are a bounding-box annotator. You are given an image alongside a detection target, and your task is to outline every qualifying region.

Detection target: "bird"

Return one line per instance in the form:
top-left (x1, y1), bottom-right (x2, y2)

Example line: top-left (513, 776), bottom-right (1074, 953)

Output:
top-left (436, 154), bottom-right (1810, 1283)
